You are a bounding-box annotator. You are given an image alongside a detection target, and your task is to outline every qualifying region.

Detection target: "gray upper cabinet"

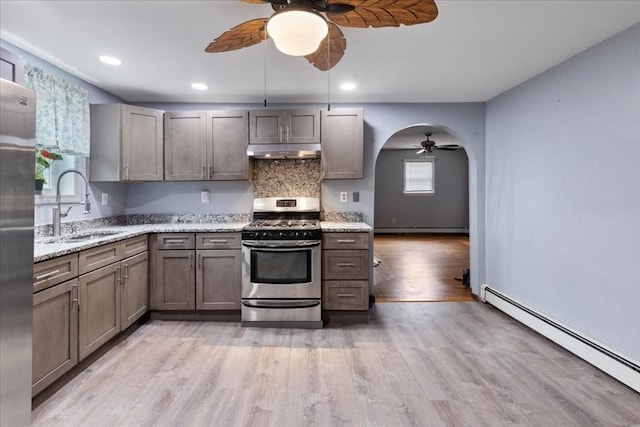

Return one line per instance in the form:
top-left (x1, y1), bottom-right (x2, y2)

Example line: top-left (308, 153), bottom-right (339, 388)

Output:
top-left (90, 104), bottom-right (164, 182)
top-left (164, 111), bottom-right (207, 181)
top-left (249, 109), bottom-right (320, 144)
top-left (0, 47), bottom-right (25, 84)
top-left (164, 110), bottom-right (249, 181)
top-left (207, 110), bottom-right (250, 180)
top-left (321, 108), bottom-right (364, 180)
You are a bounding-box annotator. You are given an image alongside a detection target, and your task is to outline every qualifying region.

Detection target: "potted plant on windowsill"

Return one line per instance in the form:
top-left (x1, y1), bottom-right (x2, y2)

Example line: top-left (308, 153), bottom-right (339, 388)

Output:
top-left (35, 148), bottom-right (63, 194)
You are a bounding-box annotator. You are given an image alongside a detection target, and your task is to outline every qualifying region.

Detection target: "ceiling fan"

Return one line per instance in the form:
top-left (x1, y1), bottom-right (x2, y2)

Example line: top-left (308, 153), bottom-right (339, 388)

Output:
top-left (205, 0), bottom-right (439, 71)
top-left (416, 133), bottom-right (461, 155)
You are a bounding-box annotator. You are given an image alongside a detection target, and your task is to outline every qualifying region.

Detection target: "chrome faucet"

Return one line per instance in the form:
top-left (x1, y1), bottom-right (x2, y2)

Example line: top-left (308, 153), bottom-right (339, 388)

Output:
top-left (52, 169), bottom-right (91, 237)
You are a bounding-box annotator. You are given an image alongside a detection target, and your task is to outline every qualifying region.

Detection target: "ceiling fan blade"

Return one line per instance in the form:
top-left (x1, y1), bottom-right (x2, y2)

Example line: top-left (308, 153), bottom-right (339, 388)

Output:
top-left (241, 0), bottom-right (269, 3)
top-left (304, 22), bottom-right (346, 71)
top-left (326, 0), bottom-right (438, 28)
top-left (205, 18), bottom-right (269, 53)
top-left (416, 148), bottom-right (426, 154)
top-left (435, 144), bottom-right (461, 150)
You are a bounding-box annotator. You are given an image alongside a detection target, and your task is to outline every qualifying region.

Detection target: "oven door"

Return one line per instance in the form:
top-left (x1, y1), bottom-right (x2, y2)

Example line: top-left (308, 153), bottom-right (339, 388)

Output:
top-left (241, 240), bottom-right (321, 299)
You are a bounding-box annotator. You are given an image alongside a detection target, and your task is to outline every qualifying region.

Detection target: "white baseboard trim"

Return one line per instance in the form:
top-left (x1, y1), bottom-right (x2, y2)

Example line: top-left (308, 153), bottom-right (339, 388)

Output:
top-left (374, 227), bottom-right (469, 234)
top-left (480, 284), bottom-right (640, 393)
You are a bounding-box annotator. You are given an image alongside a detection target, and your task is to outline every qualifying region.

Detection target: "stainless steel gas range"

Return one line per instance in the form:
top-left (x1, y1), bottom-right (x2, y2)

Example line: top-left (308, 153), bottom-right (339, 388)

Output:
top-left (241, 197), bottom-right (323, 328)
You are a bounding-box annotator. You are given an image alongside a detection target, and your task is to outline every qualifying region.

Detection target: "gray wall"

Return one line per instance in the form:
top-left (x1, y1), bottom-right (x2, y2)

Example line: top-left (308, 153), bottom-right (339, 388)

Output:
top-left (374, 149), bottom-right (469, 230)
top-left (485, 24), bottom-right (640, 360)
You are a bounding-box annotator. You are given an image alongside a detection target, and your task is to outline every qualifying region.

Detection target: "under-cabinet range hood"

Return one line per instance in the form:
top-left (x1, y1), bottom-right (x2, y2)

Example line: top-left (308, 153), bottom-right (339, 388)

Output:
top-left (247, 143), bottom-right (321, 159)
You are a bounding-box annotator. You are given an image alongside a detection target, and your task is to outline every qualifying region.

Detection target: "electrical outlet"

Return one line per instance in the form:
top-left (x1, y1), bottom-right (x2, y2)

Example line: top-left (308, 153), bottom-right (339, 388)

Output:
top-left (101, 193), bottom-right (108, 206)
top-left (340, 192), bottom-right (348, 203)
top-left (353, 191), bottom-right (359, 202)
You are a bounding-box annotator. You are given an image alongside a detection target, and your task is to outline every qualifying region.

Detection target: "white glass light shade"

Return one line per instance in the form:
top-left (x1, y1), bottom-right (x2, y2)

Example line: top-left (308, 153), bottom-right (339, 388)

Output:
top-left (267, 10), bottom-right (329, 56)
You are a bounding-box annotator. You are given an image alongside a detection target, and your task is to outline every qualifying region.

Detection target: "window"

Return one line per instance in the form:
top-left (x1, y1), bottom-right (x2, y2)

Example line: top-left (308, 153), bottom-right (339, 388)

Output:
top-left (35, 155), bottom-right (88, 205)
top-left (404, 159), bottom-right (435, 195)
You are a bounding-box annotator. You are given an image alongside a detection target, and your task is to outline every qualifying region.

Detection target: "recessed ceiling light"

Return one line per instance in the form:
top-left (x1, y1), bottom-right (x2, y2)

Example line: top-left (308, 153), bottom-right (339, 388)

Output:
top-left (99, 55), bottom-right (122, 66)
top-left (340, 82), bottom-right (356, 91)
top-left (191, 83), bottom-right (208, 91)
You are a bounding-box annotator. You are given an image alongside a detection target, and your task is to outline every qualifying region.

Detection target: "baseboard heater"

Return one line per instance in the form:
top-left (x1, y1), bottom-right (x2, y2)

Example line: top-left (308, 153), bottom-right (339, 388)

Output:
top-left (480, 285), bottom-right (640, 393)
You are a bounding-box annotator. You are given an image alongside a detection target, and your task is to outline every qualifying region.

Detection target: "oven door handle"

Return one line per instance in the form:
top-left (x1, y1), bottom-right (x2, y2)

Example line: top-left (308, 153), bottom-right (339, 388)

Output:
top-left (242, 300), bottom-right (321, 309)
top-left (242, 240), bottom-right (321, 249)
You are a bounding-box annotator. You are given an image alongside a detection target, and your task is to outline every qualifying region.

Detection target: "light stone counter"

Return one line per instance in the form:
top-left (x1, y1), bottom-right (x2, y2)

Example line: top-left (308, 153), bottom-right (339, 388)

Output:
top-left (34, 223), bottom-right (248, 263)
top-left (320, 222), bottom-right (372, 232)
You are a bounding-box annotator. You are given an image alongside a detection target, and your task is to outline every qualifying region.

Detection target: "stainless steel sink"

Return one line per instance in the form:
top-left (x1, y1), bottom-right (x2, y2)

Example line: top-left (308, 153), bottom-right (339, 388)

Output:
top-left (37, 231), bottom-right (121, 245)
top-left (59, 231), bottom-right (121, 243)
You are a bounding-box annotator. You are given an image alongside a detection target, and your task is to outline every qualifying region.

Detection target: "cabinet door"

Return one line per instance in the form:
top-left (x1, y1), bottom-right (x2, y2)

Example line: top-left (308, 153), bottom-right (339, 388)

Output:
top-left (32, 279), bottom-right (78, 396)
top-left (78, 263), bottom-right (121, 361)
top-left (321, 108), bottom-right (364, 179)
top-left (285, 109), bottom-right (320, 144)
top-left (120, 252), bottom-right (148, 330)
top-left (165, 111), bottom-right (207, 181)
top-left (150, 250), bottom-right (195, 310)
top-left (249, 110), bottom-right (284, 144)
top-left (207, 111), bottom-right (250, 180)
top-left (196, 250), bottom-right (241, 310)
top-left (122, 105), bottom-right (164, 181)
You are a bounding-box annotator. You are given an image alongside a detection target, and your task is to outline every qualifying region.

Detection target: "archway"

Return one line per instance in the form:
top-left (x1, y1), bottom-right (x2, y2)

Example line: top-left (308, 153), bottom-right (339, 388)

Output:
top-left (372, 124), bottom-right (473, 302)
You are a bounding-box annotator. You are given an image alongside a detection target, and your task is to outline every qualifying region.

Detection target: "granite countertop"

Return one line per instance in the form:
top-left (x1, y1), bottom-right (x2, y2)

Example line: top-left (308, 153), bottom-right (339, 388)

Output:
top-left (34, 223), bottom-right (249, 262)
top-left (320, 222), bottom-right (372, 232)
top-left (34, 221), bottom-right (372, 262)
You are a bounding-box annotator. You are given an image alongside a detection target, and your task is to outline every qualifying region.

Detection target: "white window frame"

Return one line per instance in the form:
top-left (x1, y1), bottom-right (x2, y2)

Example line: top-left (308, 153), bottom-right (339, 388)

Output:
top-left (35, 156), bottom-right (88, 205)
top-left (403, 159), bottom-right (435, 195)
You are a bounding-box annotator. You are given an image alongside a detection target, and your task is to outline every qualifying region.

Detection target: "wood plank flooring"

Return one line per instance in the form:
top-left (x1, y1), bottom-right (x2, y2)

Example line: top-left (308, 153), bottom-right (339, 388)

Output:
top-left (32, 303), bottom-right (640, 427)
top-left (374, 234), bottom-right (473, 302)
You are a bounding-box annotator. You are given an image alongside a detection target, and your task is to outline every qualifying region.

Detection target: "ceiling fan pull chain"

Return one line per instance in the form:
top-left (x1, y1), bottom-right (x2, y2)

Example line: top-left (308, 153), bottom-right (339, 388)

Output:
top-left (263, 28), bottom-right (268, 107)
top-left (327, 30), bottom-right (331, 111)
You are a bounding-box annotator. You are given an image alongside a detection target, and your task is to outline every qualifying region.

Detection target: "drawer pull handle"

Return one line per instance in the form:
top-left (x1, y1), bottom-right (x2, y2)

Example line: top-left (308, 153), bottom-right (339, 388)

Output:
top-left (35, 269), bottom-right (61, 280)
top-left (337, 239), bottom-right (356, 244)
top-left (337, 293), bottom-right (355, 298)
top-left (337, 262), bottom-right (355, 267)
top-left (165, 239), bottom-right (187, 244)
top-left (208, 240), bottom-right (227, 244)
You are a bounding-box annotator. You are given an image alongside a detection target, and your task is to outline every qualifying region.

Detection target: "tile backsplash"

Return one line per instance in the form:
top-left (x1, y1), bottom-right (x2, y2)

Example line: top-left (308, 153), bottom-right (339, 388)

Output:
top-left (253, 159), bottom-right (320, 198)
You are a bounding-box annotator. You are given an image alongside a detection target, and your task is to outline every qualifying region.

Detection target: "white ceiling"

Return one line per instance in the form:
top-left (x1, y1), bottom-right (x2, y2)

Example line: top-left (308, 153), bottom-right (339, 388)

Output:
top-left (2, 1), bottom-right (639, 105)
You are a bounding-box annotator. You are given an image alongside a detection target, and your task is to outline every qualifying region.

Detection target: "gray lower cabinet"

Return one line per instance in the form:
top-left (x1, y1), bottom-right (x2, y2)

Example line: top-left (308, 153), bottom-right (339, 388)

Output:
top-left (151, 249), bottom-right (196, 310)
top-left (32, 278), bottom-right (78, 396)
top-left (321, 108), bottom-right (364, 179)
top-left (120, 252), bottom-right (149, 330)
top-left (78, 236), bottom-right (149, 361)
top-left (150, 232), bottom-right (242, 311)
top-left (196, 250), bottom-right (241, 310)
top-left (90, 103), bottom-right (164, 182)
top-left (164, 110), bottom-right (249, 181)
top-left (322, 232), bottom-right (370, 311)
top-left (78, 262), bottom-right (121, 361)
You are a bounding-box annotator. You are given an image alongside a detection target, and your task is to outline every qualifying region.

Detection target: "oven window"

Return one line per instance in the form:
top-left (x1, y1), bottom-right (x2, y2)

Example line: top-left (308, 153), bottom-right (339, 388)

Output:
top-left (251, 249), bottom-right (311, 284)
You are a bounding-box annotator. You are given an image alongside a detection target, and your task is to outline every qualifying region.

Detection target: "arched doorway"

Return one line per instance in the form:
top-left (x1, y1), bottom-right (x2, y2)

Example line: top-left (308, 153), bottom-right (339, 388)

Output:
top-left (373, 125), bottom-right (472, 302)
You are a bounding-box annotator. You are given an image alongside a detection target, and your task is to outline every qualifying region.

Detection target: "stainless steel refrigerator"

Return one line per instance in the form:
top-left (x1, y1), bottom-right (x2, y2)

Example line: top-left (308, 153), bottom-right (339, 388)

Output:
top-left (0, 78), bottom-right (36, 426)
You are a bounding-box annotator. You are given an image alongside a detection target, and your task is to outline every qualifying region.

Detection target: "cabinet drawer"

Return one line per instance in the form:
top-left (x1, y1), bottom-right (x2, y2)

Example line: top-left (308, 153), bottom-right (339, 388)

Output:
top-left (322, 280), bottom-right (368, 310)
top-left (122, 235), bottom-right (148, 258)
top-left (322, 250), bottom-right (369, 280)
top-left (79, 241), bottom-right (123, 275)
top-left (34, 254), bottom-right (79, 293)
top-left (153, 233), bottom-right (195, 250)
top-left (322, 233), bottom-right (369, 250)
top-left (196, 233), bottom-right (241, 250)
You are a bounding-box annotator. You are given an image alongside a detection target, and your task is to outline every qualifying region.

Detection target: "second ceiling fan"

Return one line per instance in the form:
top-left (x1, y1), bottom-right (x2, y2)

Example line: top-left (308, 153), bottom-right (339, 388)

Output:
top-left (205, 0), bottom-right (439, 71)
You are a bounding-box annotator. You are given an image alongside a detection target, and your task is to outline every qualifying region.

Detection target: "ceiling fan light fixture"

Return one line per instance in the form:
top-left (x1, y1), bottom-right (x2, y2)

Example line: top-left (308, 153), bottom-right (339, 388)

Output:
top-left (266, 9), bottom-right (328, 57)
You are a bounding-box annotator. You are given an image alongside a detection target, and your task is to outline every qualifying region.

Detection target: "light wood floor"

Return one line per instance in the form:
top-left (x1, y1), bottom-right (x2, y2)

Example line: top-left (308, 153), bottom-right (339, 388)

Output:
top-left (33, 303), bottom-right (640, 427)
top-left (374, 234), bottom-right (473, 302)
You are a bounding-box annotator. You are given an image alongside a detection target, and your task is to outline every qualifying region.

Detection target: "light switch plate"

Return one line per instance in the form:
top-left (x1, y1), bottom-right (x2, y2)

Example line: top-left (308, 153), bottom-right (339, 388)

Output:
top-left (340, 192), bottom-right (348, 203)
top-left (101, 193), bottom-right (108, 206)
top-left (353, 191), bottom-right (359, 202)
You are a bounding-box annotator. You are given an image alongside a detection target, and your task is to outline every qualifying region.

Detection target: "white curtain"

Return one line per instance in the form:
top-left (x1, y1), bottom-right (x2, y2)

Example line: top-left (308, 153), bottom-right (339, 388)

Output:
top-left (25, 64), bottom-right (90, 156)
